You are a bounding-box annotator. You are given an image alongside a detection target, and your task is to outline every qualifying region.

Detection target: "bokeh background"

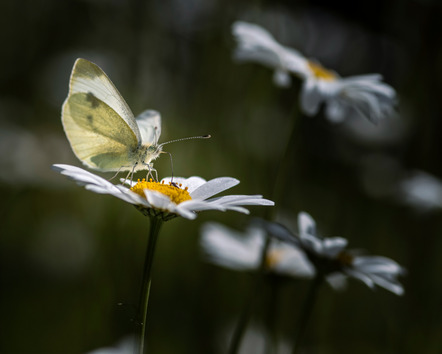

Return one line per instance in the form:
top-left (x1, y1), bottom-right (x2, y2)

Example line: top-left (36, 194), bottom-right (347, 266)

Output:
top-left (1, 0), bottom-right (442, 353)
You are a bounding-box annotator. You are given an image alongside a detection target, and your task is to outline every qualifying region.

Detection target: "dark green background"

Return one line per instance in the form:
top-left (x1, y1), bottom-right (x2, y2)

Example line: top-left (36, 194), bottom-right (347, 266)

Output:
top-left (1, 0), bottom-right (441, 353)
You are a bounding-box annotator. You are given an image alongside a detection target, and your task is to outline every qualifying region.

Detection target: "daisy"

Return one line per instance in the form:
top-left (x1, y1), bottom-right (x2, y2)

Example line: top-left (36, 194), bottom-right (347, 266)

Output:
top-left (232, 21), bottom-right (397, 124)
top-left (263, 212), bottom-right (405, 295)
top-left (398, 170), bottom-right (442, 211)
top-left (52, 164), bottom-right (274, 221)
top-left (200, 222), bottom-right (314, 278)
top-left (87, 336), bottom-right (135, 354)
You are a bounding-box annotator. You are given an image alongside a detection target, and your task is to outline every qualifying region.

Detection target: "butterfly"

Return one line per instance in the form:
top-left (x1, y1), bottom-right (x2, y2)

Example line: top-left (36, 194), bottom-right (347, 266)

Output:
top-left (62, 58), bottom-right (163, 174)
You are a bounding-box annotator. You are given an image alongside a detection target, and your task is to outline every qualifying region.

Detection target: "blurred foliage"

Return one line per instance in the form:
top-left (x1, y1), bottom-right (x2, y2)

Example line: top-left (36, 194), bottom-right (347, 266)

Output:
top-left (1, 0), bottom-right (442, 353)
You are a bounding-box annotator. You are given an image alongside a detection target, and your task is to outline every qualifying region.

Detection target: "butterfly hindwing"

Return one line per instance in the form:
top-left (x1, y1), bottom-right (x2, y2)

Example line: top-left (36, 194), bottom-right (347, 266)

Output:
top-left (135, 110), bottom-right (162, 145)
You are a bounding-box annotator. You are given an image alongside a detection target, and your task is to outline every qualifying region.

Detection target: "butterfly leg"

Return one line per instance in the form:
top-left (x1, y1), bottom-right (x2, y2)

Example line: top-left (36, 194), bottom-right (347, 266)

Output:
top-left (108, 166), bottom-right (125, 182)
top-left (145, 163), bottom-right (158, 182)
top-left (129, 162), bottom-right (138, 183)
top-left (124, 169), bottom-right (132, 184)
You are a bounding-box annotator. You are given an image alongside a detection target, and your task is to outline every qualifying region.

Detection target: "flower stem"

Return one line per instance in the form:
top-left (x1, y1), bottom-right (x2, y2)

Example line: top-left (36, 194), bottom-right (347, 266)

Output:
top-left (264, 275), bottom-right (281, 354)
top-left (138, 216), bottom-right (163, 354)
top-left (291, 274), bottom-right (323, 354)
top-left (228, 236), bottom-right (271, 354)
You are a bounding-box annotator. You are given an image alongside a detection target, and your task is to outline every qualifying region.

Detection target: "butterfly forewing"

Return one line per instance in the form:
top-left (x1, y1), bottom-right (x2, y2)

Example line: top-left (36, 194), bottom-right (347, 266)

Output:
top-left (62, 91), bottom-right (139, 171)
top-left (68, 58), bottom-right (142, 144)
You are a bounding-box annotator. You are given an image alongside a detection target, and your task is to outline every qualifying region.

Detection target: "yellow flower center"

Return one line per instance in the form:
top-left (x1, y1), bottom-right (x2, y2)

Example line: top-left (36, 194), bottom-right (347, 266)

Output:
top-left (130, 179), bottom-right (192, 205)
top-left (265, 249), bottom-right (285, 269)
top-left (337, 251), bottom-right (354, 266)
top-left (307, 60), bottom-right (336, 81)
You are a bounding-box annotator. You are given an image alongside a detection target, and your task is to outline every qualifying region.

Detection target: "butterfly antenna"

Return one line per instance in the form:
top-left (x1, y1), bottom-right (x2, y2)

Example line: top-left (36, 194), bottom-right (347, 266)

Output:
top-left (159, 134), bottom-right (211, 148)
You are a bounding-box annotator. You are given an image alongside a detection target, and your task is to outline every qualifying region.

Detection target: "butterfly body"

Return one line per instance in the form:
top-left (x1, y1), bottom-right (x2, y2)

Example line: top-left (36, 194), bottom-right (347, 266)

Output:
top-left (62, 58), bottom-right (162, 172)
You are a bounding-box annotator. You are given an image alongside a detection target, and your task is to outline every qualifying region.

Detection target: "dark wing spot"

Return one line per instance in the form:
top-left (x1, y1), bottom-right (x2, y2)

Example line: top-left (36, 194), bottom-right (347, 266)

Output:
top-left (87, 114), bottom-right (93, 124)
top-left (86, 92), bottom-right (100, 108)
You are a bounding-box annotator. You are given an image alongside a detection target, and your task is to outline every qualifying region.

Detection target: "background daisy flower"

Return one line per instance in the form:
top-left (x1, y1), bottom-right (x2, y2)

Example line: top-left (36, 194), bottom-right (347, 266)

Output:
top-left (263, 212), bottom-right (405, 295)
top-left (200, 221), bottom-right (314, 277)
top-left (232, 21), bottom-right (397, 124)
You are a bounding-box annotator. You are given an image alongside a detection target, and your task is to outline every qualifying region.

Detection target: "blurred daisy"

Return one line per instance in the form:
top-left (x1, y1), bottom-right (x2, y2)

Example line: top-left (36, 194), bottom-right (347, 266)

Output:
top-left (263, 212), bottom-right (405, 295)
top-left (398, 170), bottom-right (442, 211)
top-left (200, 222), bottom-right (314, 278)
top-left (232, 21), bottom-right (397, 124)
top-left (86, 336), bottom-right (135, 354)
top-left (52, 164), bottom-right (274, 221)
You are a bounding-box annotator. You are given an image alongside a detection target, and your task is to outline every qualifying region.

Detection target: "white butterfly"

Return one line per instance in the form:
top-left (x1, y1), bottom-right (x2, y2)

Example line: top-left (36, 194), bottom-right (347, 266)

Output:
top-left (62, 58), bottom-right (162, 173)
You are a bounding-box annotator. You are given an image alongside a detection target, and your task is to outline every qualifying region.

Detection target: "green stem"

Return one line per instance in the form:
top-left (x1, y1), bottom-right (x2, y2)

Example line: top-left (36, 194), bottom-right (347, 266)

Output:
top-left (272, 112), bottom-right (302, 209)
top-left (138, 216), bottom-right (163, 354)
top-left (264, 275), bottom-right (281, 354)
top-left (265, 105), bottom-right (302, 222)
top-left (228, 236), bottom-right (271, 354)
top-left (291, 274), bottom-right (323, 354)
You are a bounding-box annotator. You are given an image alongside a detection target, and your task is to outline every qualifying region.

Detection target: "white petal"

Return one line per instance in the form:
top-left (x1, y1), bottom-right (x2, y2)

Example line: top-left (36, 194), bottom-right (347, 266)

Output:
top-left (322, 237), bottom-right (348, 258)
top-left (53, 164), bottom-right (109, 186)
top-left (398, 170), bottom-right (442, 210)
top-left (144, 189), bottom-right (174, 211)
top-left (223, 206), bottom-right (250, 214)
top-left (161, 176), bottom-right (207, 193)
top-left (298, 212), bottom-right (316, 238)
top-left (283, 48), bottom-right (310, 78)
top-left (173, 205), bottom-right (197, 220)
top-left (114, 185), bottom-right (151, 206)
top-left (232, 21), bottom-right (284, 70)
top-left (190, 177), bottom-right (240, 200)
top-left (324, 99), bottom-right (348, 123)
top-left (325, 272), bottom-right (347, 290)
top-left (178, 199), bottom-right (227, 212)
top-left (232, 21), bottom-right (281, 50)
top-left (234, 47), bottom-right (283, 70)
top-left (207, 195), bottom-right (274, 205)
top-left (337, 75), bottom-right (397, 123)
top-left (200, 222), bottom-right (264, 270)
top-left (353, 256), bottom-right (403, 275)
top-left (273, 69), bottom-right (292, 88)
top-left (364, 273), bottom-right (404, 295)
top-left (344, 268), bottom-right (376, 289)
top-left (272, 245), bottom-right (315, 278)
top-left (300, 79), bottom-right (323, 116)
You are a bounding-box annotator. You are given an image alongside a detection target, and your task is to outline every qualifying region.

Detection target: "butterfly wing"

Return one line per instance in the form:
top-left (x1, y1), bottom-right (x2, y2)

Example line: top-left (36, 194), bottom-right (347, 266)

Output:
top-left (62, 92), bottom-right (140, 171)
top-left (62, 58), bottom-right (141, 171)
top-left (135, 109), bottom-right (162, 145)
top-left (67, 58), bottom-right (142, 143)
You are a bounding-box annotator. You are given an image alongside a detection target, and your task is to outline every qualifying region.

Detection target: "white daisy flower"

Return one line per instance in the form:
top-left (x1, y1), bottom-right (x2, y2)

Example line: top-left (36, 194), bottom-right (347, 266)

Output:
top-left (398, 170), bottom-right (442, 211)
top-left (232, 21), bottom-right (397, 124)
top-left (264, 212), bottom-right (405, 295)
top-left (86, 336), bottom-right (135, 354)
top-left (52, 164), bottom-right (274, 221)
top-left (200, 222), bottom-right (314, 278)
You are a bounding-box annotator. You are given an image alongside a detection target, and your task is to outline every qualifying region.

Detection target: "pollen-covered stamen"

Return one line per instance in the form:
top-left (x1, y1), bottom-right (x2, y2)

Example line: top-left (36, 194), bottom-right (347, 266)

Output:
top-left (130, 179), bottom-right (192, 204)
top-left (337, 251), bottom-right (354, 267)
top-left (307, 60), bottom-right (336, 81)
